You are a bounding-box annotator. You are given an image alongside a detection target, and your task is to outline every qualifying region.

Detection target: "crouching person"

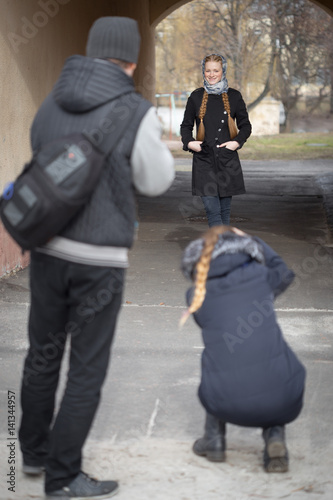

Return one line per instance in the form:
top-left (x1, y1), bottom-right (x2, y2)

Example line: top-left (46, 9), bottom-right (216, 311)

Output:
top-left (180, 226), bottom-right (306, 472)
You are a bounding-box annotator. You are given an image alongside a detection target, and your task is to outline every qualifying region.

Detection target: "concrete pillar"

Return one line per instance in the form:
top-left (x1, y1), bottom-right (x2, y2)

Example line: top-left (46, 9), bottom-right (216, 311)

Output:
top-left (132, 1), bottom-right (156, 104)
top-left (0, 0), bottom-right (98, 274)
top-left (97, 0), bottom-right (156, 102)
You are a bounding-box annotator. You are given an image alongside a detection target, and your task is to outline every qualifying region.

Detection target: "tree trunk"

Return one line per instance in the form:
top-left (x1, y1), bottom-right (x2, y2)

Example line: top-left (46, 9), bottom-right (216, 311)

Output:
top-left (330, 52), bottom-right (333, 114)
top-left (247, 52), bottom-right (276, 112)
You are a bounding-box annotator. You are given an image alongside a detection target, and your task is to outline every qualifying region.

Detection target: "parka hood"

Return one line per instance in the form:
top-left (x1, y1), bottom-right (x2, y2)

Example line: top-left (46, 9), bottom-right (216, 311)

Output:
top-left (207, 251), bottom-right (252, 279)
top-left (181, 232), bottom-right (264, 281)
top-left (53, 55), bottom-right (135, 113)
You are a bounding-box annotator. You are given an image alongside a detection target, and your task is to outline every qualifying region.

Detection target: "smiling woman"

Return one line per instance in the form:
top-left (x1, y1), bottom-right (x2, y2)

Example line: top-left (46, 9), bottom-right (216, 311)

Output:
top-left (204, 60), bottom-right (223, 85)
top-left (180, 53), bottom-right (252, 227)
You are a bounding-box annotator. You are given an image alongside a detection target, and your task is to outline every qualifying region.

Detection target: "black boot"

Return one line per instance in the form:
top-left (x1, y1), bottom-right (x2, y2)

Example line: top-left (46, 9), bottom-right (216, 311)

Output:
top-left (193, 413), bottom-right (226, 462)
top-left (263, 426), bottom-right (289, 472)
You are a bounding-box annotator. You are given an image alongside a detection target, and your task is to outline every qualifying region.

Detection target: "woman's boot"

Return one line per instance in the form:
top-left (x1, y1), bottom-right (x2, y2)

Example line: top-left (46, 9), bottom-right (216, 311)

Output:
top-left (262, 426), bottom-right (289, 472)
top-left (193, 412), bottom-right (226, 462)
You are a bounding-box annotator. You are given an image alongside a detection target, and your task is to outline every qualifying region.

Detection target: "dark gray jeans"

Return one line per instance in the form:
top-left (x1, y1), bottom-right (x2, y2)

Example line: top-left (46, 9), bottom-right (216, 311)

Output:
top-left (201, 196), bottom-right (232, 227)
top-left (19, 252), bottom-right (125, 493)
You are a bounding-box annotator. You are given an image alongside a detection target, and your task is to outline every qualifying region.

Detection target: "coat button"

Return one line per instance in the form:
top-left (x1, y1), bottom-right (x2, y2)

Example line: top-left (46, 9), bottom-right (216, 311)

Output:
top-left (224, 111), bottom-right (227, 114)
top-left (215, 137), bottom-right (218, 140)
top-left (218, 128), bottom-right (221, 131)
top-left (221, 120), bottom-right (224, 123)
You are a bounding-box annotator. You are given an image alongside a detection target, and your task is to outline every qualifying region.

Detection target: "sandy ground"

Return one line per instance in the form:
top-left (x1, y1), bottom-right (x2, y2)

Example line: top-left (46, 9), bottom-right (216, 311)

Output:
top-left (4, 431), bottom-right (333, 499)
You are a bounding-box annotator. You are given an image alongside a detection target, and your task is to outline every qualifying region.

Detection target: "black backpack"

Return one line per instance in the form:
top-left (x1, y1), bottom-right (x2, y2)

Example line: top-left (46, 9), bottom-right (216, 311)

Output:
top-left (0, 102), bottom-right (136, 250)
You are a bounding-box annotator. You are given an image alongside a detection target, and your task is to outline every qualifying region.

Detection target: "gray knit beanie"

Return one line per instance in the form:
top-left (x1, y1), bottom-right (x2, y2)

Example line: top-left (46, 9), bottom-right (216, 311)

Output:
top-left (86, 16), bottom-right (140, 63)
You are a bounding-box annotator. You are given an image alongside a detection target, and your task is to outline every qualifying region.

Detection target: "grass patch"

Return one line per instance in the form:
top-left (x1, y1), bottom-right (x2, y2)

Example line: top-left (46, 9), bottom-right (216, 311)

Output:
top-left (171, 133), bottom-right (333, 161)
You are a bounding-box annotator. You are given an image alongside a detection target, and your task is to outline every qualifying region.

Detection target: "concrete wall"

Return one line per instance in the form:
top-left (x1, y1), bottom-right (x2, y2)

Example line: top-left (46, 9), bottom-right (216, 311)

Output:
top-left (0, 0), bottom-right (154, 276)
top-left (150, 0), bottom-right (189, 26)
top-left (0, 0), bottom-right (99, 275)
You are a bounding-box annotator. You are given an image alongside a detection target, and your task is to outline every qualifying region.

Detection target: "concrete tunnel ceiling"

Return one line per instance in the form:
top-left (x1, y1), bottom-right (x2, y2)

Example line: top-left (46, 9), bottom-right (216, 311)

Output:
top-left (150, 0), bottom-right (333, 25)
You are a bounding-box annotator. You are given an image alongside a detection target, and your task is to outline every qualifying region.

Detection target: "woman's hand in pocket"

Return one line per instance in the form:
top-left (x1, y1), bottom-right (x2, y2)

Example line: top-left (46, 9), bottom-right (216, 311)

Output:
top-left (217, 141), bottom-right (240, 151)
top-left (188, 141), bottom-right (203, 152)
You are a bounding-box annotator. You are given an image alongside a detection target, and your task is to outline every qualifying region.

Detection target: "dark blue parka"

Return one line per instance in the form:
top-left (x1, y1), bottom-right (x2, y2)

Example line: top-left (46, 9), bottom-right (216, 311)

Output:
top-left (187, 237), bottom-right (306, 428)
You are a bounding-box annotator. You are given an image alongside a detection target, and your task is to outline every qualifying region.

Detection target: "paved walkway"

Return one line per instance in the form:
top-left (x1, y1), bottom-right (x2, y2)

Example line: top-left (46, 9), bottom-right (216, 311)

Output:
top-left (1, 159), bottom-right (333, 499)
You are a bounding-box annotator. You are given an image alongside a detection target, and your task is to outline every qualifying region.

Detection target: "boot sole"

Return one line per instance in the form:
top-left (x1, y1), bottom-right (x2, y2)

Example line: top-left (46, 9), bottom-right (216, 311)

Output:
top-left (193, 448), bottom-right (225, 462)
top-left (265, 456), bottom-right (289, 473)
top-left (265, 440), bottom-right (288, 473)
top-left (206, 452), bottom-right (225, 462)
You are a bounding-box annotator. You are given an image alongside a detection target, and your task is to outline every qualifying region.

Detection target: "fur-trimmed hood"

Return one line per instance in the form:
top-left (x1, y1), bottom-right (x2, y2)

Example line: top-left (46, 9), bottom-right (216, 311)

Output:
top-left (181, 232), bottom-right (265, 281)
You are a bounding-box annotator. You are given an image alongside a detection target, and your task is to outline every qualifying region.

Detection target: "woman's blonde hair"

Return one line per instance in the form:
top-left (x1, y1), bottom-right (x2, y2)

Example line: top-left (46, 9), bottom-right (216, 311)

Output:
top-left (180, 225), bottom-right (237, 326)
top-left (197, 54), bottom-right (238, 141)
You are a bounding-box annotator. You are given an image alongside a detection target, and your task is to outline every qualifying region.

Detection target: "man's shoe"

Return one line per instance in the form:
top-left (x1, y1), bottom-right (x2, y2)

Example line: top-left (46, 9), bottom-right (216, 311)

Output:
top-left (263, 426), bottom-right (289, 473)
top-left (193, 412), bottom-right (226, 462)
top-left (22, 463), bottom-right (44, 476)
top-left (45, 472), bottom-right (119, 499)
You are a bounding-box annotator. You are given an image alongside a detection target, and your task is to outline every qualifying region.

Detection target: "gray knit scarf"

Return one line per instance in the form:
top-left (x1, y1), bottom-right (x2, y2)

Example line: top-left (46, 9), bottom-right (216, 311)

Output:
top-left (181, 232), bottom-right (264, 280)
top-left (202, 53), bottom-right (229, 95)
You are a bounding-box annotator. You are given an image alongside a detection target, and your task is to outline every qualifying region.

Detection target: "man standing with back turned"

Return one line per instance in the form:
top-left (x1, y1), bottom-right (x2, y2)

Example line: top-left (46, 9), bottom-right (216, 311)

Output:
top-left (18, 16), bottom-right (174, 500)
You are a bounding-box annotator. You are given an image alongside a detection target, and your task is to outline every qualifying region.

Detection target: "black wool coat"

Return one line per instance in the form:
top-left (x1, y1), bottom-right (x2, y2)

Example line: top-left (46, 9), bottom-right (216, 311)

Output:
top-left (181, 87), bottom-right (252, 197)
top-left (187, 237), bottom-right (306, 428)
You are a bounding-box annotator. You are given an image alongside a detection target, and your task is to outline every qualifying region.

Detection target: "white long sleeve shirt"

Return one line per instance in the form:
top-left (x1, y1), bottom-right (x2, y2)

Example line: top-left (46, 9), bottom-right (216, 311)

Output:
top-left (36, 106), bottom-right (175, 267)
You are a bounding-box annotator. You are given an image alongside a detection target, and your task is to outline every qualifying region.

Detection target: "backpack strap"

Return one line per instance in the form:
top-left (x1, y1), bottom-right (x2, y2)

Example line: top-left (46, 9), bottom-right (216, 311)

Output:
top-left (83, 96), bottom-right (149, 158)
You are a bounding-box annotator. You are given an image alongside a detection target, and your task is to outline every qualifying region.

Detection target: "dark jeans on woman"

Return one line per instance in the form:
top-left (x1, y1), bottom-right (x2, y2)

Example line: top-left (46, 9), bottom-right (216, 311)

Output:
top-left (19, 252), bottom-right (125, 493)
top-left (201, 196), bottom-right (232, 226)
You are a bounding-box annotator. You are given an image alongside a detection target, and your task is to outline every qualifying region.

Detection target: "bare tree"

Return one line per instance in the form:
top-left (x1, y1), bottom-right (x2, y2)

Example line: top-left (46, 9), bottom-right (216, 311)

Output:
top-left (267, 0), bottom-right (332, 126)
top-left (312, 16), bottom-right (333, 114)
top-left (155, 0), bottom-right (332, 120)
top-left (191, 0), bottom-right (275, 99)
top-left (157, 0), bottom-right (277, 108)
